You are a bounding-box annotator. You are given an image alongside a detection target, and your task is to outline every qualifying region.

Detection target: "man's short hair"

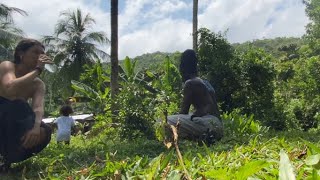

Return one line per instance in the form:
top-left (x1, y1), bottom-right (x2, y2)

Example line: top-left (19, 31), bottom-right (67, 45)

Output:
top-left (180, 49), bottom-right (198, 75)
top-left (13, 39), bottom-right (45, 64)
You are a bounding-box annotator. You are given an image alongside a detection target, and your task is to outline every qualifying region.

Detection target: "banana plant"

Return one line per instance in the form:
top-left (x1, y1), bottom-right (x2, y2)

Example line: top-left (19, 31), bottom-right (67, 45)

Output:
top-left (71, 61), bottom-right (111, 113)
top-left (119, 56), bottom-right (157, 93)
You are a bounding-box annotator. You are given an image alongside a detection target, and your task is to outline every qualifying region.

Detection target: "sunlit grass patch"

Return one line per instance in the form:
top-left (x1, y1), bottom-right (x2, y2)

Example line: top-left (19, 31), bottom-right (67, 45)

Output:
top-left (1, 130), bottom-right (319, 179)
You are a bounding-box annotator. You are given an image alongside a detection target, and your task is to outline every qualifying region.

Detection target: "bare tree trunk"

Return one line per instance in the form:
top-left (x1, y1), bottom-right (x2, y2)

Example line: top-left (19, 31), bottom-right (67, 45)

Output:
top-left (110, 0), bottom-right (119, 119)
top-left (193, 0), bottom-right (198, 52)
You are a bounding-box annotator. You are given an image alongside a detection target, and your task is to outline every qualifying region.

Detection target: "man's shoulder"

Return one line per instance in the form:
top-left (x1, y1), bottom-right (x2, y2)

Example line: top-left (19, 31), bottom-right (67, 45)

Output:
top-left (185, 77), bottom-right (203, 85)
top-left (0, 61), bottom-right (14, 71)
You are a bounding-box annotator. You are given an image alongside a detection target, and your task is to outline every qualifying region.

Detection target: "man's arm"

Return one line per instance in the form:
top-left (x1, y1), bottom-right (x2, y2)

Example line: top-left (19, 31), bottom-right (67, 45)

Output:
top-left (0, 61), bottom-right (40, 97)
top-left (32, 79), bottom-right (45, 127)
top-left (209, 91), bottom-right (220, 117)
top-left (179, 82), bottom-right (192, 114)
top-left (21, 79), bottom-right (45, 149)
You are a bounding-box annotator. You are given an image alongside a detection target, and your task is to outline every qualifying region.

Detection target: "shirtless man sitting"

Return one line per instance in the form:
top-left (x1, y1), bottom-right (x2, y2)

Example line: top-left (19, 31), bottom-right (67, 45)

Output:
top-left (0, 39), bottom-right (53, 172)
top-left (166, 49), bottom-right (223, 145)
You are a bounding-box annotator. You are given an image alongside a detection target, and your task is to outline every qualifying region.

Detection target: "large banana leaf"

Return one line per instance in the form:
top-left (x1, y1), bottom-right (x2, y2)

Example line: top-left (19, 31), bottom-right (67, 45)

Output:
top-left (71, 80), bottom-right (101, 103)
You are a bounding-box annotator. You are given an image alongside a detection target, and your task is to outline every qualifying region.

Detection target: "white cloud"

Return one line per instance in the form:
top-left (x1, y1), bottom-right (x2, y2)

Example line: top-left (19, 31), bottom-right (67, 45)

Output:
top-left (199, 0), bottom-right (308, 42)
top-left (2, 0), bottom-right (109, 37)
top-left (2, 0), bottom-right (309, 59)
top-left (119, 0), bottom-right (150, 33)
top-left (119, 18), bottom-right (192, 58)
top-left (144, 0), bottom-right (189, 20)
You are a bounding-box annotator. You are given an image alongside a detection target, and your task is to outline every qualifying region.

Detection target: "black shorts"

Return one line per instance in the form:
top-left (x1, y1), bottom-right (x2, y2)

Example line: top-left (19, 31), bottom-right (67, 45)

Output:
top-left (0, 96), bottom-right (52, 163)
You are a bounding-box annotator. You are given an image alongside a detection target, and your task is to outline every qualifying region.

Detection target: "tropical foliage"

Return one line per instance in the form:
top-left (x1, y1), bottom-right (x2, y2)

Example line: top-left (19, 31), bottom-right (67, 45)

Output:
top-left (0, 3), bottom-right (27, 60)
top-left (42, 8), bottom-right (109, 98)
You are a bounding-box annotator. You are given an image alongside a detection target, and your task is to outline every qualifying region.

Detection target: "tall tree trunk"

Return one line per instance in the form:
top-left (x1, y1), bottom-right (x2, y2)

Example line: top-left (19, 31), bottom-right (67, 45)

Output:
top-left (110, 0), bottom-right (119, 119)
top-left (193, 0), bottom-right (198, 52)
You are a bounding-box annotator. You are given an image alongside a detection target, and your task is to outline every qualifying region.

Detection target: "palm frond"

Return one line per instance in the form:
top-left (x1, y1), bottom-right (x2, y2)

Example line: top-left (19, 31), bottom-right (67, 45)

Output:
top-left (0, 3), bottom-right (27, 23)
top-left (83, 31), bottom-right (109, 44)
top-left (0, 27), bottom-right (23, 40)
top-left (82, 42), bottom-right (109, 60)
top-left (0, 22), bottom-right (24, 34)
top-left (82, 12), bottom-right (95, 29)
top-left (42, 8), bottom-right (110, 82)
top-left (0, 43), bottom-right (14, 60)
top-left (0, 27), bottom-right (24, 54)
top-left (42, 35), bottom-right (59, 44)
top-left (55, 21), bottom-right (67, 36)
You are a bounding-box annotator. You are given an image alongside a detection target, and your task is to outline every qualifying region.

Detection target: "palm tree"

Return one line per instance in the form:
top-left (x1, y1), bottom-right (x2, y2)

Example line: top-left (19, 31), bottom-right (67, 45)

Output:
top-left (110, 0), bottom-right (119, 117)
top-left (192, 0), bottom-right (198, 52)
top-left (43, 8), bottom-right (109, 83)
top-left (0, 3), bottom-right (27, 60)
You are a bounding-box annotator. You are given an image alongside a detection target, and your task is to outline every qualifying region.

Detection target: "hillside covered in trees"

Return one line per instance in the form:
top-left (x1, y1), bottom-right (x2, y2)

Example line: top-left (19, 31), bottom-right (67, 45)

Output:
top-left (126, 37), bottom-right (305, 70)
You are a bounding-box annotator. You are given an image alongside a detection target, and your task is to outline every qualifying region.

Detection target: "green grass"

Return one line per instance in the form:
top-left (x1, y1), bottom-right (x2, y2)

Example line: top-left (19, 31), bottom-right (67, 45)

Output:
top-left (2, 130), bottom-right (320, 179)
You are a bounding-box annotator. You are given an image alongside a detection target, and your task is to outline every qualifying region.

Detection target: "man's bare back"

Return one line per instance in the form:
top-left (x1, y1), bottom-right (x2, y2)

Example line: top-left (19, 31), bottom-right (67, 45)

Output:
top-left (166, 49), bottom-right (223, 144)
top-left (180, 77), bottom-right (219, 117)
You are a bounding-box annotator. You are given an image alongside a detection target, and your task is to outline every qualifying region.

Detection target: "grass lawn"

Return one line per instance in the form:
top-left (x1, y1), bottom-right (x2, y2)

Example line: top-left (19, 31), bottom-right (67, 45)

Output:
top-left (1, 129), bottom-right (320, 179)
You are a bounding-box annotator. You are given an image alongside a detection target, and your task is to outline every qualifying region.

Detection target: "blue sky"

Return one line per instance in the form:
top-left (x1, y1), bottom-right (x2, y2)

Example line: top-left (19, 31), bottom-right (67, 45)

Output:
top-left (2, 0), bottom-right (309, 59)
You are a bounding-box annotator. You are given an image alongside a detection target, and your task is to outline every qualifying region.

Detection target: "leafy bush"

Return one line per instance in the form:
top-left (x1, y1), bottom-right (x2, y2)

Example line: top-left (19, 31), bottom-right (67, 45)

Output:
top-left (198, 28), bottom-right (277, 128)
top-left (234, 47), bottom-right (276, 125)
top-left (221, 109), bottom-right (269, 137)
top-left (113, 57), bottom-right (157, 139)
top-left (198, 28), bottom-right (239, 113)
top-left (275, 56), bottom-right (320, 131)
top-left (116, 82), bottom-right (157, 140)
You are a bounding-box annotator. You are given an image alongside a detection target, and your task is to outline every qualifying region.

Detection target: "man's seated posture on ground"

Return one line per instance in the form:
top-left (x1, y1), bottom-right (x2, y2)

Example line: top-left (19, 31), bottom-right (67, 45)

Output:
top-left (166, 49), bottom-right (223, 145)
top-left (0, 39), bottom-right (53, 172)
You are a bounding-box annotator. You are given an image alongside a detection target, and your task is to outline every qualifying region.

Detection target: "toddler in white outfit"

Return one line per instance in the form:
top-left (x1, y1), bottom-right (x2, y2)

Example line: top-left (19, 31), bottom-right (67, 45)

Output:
top-left (54, 105), bottom-right (75, 145)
